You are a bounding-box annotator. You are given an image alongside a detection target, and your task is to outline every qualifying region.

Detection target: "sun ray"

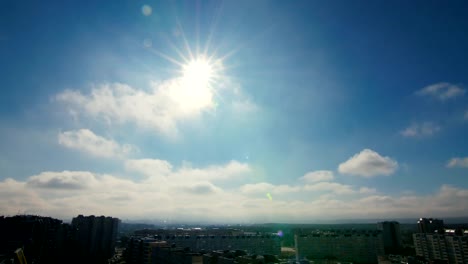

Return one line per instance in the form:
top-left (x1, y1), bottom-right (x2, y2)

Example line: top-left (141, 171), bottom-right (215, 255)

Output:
top-left (160, 34), bottom-right (191, 65)
top-left (146, 48), bottom-right (184, 67)
top-left (176, 18), bottom-right (195, 61)
top-left (203, 1), bottom-right (224, 56)
top-left (195, 0), bottom-right (201, 57)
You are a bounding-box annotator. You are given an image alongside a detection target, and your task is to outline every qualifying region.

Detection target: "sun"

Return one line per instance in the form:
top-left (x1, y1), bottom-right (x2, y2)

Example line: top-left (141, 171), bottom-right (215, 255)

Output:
top-left (164, 56), bottom-right (221, 113)
top-left (182, 57), bottom-right (214, 88)
top-left (144, 25), bottom-right (228, 114)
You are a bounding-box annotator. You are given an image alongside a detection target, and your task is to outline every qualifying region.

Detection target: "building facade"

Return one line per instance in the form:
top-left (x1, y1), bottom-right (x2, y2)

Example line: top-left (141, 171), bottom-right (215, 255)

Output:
top-left (377, 221), bottom-right (402, 253)
top-left (153, 234), bottom-right (281, 255)
top-left (295, 230), bottom-right (384, 264)
top-left (71, 215), bottom-right (120, 263)
top-left (413, 230), bottom-right (468, 264)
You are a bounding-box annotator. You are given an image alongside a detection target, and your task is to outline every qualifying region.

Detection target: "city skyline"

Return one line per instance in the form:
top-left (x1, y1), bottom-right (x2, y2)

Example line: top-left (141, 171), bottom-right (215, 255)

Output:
top-left (1, 0), bottom-right (468, 222)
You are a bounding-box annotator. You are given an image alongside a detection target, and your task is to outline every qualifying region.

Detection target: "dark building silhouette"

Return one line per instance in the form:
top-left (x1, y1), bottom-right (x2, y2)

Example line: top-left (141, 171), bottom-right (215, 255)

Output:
top-left (377, 221), bottom-right (403, 254)
top-left (417, 218), bottom-right (444, 233)
top-left (0, 215), bottom-right (74, 264)
top-left (71, 215), bottom-right (120, 263)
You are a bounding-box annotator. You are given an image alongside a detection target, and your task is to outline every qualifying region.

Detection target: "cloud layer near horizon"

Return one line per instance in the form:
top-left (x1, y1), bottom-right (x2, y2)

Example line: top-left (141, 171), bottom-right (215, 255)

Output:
top-left (1, 166), bottom-right (467, 222)
top-left (1, 142), bottom-right (466, 222)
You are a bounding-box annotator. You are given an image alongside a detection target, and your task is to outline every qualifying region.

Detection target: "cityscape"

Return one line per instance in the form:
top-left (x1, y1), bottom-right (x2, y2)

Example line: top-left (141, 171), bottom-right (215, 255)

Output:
top-left (2, 0), bottom-right (468, 264)
top-left (1, 214), bottom-right (468, 263)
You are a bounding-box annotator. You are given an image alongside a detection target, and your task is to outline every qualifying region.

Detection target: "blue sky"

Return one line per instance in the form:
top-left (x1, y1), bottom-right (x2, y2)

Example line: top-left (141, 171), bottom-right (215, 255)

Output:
top-left (0, 0), bottom-right (467, 222)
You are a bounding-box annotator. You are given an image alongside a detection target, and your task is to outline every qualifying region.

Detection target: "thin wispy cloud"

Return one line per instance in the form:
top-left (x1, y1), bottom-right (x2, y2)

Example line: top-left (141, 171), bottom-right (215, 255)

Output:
top-left (400, 122), bottom-right (441, 138)
top-left (303, 182), bottom-right (356, 195)
top-left (338, 149), bottom-right (398, 178)
top-left (415, 82), bottom-right (465, 100)
top-left (58, 129), bottom-right (138, 159)
top-left (300, 170), bottom-right (334, 183)
top-left (240, 182), bottom-right (300, 194)
top-left (447, 157), bottom-right (468, 168)
top-left (126, 159), bottom-right (251, 184)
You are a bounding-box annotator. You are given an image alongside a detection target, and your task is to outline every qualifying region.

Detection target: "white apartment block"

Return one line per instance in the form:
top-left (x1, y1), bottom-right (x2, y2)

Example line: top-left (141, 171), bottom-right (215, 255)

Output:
top-left (413, 231), bottom-right (468, 264)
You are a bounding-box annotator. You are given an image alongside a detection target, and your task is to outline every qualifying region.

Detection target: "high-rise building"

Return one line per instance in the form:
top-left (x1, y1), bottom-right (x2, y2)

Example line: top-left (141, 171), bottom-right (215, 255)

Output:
top-left (417, 218), bottom-right (444, 233)
top-left (0, 215), bottom-right (73, 264)
top-left (125, 238), bottom-right (170, 264)
top-left (294, 230), bottom-right (384, 263)
top-left (413, 229), bottom-right (468, 264)
top-left (377, 221), bottom-right (402, 253)
top-left (71, 215), bottom-right (120, 263)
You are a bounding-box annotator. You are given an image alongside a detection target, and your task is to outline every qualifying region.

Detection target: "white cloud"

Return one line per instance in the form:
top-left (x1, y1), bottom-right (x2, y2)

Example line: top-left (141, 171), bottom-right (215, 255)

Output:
top-left (240, 182), bottom-right (300, 194)
top-left (400, 122), bottom-right (440, 138)
top-left (338, 149), bottom-right (398, 177)
top-left (125, 159), bottom-right (173, 177)
top-left (0, 160), bottom-right (251, 220)
top-left (27, 171), bottom-right (98, 189)
top-left (464, 110), bottom-right (468, 120)
top-left (300, 170), bottom-right (334, 183)
top-left (125, 159), bottom-right (251, 188)
top-left (2, 168), bottom-right (468, 222)
top-left (303, 182), bottom-right (356, 195)
top-left (58, 129), bottom-right (137, 158)
top-left (447, 157), bottom-right (468, 168)
top-left (184, 182), bottom-right (222, 195)
top-left (416, 82), bottom-right (465, 100)
top-left (359, 187), bottom-right (377, 194)
top-left (170, 160), bottom-right (251, 182)
top-left (55, 80), bottom-right (255, 137)
top-left (240, 181), bottom-right (373, 196)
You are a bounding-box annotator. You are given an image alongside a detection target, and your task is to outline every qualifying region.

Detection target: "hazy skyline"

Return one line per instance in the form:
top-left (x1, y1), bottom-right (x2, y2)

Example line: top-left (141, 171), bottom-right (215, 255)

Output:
top-left (0, 0), bottom-right (468, 222)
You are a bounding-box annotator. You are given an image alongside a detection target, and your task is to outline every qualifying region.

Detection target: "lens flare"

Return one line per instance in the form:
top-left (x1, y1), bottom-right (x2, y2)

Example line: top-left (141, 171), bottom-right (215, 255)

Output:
top-left (142, 5), bottom-right (152, 16)
top-left (277, 230), bottom-right (284, 237)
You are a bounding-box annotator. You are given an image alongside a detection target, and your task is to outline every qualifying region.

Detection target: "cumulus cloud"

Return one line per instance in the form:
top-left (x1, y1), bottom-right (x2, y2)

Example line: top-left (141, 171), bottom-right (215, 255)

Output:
top-left (400, 122), bottom-right (440, 138)
top-left (415, 82), bottom-right (465, 100)
top-left (3, 169), bottom-right (467, 222)
top-left (447, 157), bottom-right (468, 168)
top-left (58, 129), bottom-right (137, 158)
top-left (338, 149), bottom-right (398, 177)
top-left (0, 162), bottom-right (468, 222)
top-left (0, 160), bottom-right (253, 220)
top-left (300, 170), bottom-right (334, 183)
top-left (27, 171), bottom-right (97, 189)
top-left (55, 80), bottom-right (255, 137)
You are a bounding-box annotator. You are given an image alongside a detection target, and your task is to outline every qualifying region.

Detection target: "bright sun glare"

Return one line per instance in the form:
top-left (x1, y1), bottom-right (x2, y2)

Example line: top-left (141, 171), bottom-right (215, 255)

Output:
top-left (145, 26), bottom-right (228, 113)
top-left (182, 58), bottom-right (214, 87)
top-left (167, 56), bottom-right (219, 113)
